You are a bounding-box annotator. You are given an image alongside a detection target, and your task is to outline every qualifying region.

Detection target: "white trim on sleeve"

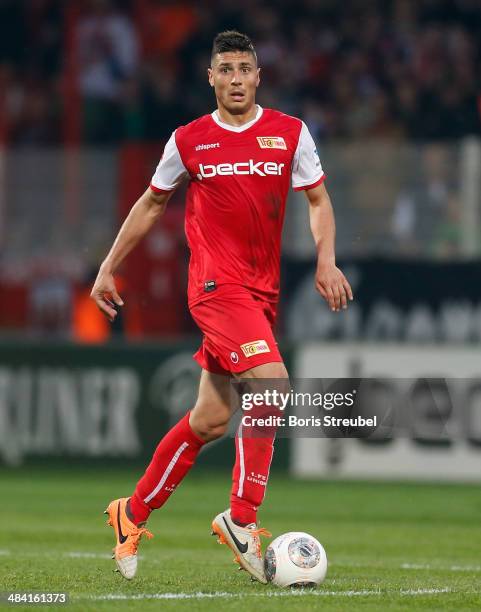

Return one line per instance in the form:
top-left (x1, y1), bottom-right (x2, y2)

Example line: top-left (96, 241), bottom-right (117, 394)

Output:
top-left (291, 121), bottom-right (324, 190)
top-left (151, 130), bottom-right (189, 191)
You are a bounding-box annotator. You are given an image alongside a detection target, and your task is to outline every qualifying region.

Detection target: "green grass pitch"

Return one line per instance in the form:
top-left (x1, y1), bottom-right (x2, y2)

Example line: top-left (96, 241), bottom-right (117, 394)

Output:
top-left (1, 467), bottom-right (481, 611)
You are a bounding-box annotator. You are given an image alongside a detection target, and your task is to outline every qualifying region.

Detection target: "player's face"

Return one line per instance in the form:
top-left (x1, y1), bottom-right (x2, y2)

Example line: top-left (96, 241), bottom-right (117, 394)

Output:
top-left (208, 51), bottom-right (260, 115)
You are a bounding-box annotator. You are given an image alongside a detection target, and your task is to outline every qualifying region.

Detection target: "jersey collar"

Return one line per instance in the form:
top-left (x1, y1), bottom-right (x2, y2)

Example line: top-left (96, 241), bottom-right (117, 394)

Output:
top-left (211, 105), bottom-right (263, 132)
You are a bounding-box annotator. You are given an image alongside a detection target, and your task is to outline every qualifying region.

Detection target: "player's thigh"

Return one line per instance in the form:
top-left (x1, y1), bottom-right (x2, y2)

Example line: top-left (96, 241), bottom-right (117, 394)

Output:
top-left (190, 368), bottom-right (234, 431)
top-left (234, 360), bottom-right (289, 380)
top-left (233, 362), bottom-right (290, 409)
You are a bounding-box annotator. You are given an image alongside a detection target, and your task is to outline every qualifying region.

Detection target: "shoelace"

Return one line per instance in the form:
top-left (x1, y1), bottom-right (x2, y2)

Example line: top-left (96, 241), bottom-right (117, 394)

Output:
top-left (248, 527), bottom-right (272, 559)
top-left (125, 526), bottom-right (154, 555)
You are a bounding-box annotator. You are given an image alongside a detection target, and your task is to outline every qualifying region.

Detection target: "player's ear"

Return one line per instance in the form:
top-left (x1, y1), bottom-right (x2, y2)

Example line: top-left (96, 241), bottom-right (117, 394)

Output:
top-left (256, 67), bottom-right (261, 87)
top-left (208, 67), bottom-right (214, 87)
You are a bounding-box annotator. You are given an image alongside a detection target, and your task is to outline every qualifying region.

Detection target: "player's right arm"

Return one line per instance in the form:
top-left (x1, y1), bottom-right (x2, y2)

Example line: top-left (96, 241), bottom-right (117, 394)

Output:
top-left (90, 188), bottom-right (173, 321)
top-left (91, 129), bottom-right (188, 321)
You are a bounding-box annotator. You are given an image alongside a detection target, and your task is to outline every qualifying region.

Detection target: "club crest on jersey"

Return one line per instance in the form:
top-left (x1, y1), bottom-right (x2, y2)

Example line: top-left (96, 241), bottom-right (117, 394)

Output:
top-left (257, 136), bottom-right (287, 150)
top-left (240, 340), bottom-right (271, 358)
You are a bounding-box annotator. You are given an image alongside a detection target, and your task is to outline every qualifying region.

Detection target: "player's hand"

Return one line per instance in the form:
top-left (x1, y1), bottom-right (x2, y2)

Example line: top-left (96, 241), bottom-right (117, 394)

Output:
top-left (315, 262), bottom-right (353, 312)
top-left (90, 266), bottom-right (124, 322)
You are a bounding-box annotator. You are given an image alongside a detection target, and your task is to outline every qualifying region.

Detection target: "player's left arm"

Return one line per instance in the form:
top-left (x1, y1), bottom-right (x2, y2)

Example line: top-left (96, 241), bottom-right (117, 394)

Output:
top-left (305, 182), bottom-right (353, 312)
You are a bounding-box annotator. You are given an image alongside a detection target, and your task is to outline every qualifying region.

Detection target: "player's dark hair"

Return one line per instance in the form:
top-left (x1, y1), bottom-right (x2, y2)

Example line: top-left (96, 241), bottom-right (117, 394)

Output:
top-left (211, 30), bottom-right (257, 63)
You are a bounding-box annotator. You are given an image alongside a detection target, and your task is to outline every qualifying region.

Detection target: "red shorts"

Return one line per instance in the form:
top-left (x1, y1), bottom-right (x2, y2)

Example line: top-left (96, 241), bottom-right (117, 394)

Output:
top-left (190, 285), bottom-right (283, 375)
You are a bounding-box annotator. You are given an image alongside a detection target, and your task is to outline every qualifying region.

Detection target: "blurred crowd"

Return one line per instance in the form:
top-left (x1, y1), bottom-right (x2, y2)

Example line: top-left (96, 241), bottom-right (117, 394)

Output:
top-left (1, 0), bottom-right (480, 145)
top-left (1, 0), bottom-right (481, 340)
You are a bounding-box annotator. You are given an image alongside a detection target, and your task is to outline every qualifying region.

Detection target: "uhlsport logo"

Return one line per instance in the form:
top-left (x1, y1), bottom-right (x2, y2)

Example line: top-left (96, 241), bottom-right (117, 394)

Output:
top-left (197, 160), bottom-right (285, 180)
top-left (240, 340), bottom-right (271, 358)
top-left (257, 136), bottom-right (287, 150)
top-left (195, 142), bottom-right (220, 151)
top-left (230, 352), bottom-right (239, 364)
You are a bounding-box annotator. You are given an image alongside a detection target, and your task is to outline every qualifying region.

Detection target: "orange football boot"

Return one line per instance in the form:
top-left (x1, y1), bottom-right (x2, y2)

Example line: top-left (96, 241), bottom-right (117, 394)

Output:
top-left (104, 497), bottom-right (153, 579)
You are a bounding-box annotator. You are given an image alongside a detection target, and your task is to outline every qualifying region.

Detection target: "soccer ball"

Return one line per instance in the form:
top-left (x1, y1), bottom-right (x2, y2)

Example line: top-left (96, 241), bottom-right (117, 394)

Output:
top-left (264, 532), bottom-right (327, 588)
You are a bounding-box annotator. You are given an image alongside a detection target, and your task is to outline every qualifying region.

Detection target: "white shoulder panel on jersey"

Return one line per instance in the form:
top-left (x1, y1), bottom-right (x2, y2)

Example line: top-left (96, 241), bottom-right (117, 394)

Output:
top-left (291, 122), bottom-right (324, 190)
top-left (151, 130), bottom-right (188, 191)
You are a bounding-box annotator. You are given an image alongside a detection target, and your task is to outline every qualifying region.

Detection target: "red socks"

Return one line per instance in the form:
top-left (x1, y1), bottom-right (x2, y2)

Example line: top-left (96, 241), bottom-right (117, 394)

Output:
top-left (130, 412), bottom-right (205, 524)
top-left (230, 424), bottom-right (275, 525)
top-left (129, 411), bottom-right (275, 527)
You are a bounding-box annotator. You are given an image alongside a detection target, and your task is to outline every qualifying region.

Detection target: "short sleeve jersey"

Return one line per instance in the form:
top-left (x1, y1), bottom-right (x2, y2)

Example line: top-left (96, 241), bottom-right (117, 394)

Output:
top-left (151, 105), bottom-right (325, 307)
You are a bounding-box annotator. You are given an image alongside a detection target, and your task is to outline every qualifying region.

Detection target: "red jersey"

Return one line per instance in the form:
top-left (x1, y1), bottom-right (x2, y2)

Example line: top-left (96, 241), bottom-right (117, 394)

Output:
top-left (150, 106), bottom-right (324, 307)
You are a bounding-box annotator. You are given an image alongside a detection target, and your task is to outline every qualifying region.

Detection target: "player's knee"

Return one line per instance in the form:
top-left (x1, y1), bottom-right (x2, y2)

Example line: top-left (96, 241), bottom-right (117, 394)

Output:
top-left (189, 409), bottom-right (230, 442)
top-left (268, 362), bottom-right (289, 379)
top-left (204, 421), bottom-right (229, 441)
top-left (237, 361), bottom-right (289, 380)
top-left (192, 420), bottom-right (229, 442)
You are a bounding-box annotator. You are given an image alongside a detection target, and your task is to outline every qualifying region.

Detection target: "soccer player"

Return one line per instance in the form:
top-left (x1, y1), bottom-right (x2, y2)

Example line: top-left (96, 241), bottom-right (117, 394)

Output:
top-left (91, 30), bottom-right (353, 583)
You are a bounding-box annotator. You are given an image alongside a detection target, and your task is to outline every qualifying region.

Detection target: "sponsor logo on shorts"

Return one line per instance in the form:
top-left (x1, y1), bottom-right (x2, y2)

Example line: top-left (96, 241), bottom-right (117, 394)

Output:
top-left (257, 136), bottom-right (287, 150)
top-left (240, 340), bottom-right (271, 358)
top-left (230, 352), bottom-right (239, 364)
